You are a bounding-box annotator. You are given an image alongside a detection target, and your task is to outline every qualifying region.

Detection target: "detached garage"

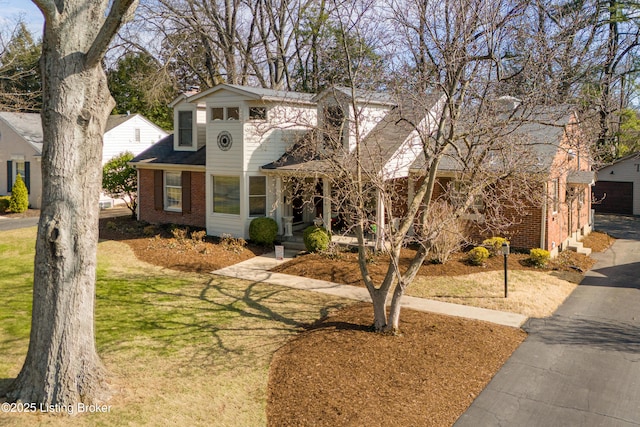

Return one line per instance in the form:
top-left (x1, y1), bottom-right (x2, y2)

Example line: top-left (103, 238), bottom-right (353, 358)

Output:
top-left (594, 153), bottom-right (640, 215)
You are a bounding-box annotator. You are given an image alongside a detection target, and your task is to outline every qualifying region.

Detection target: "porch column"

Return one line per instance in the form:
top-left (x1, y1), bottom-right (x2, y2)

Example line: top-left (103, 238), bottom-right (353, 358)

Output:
top-left (322, 178), bottom-right (331, 233)
top-left (275, 176), bottom-right (283, 235)
top-left (375, 189), bottom-right (385, 249)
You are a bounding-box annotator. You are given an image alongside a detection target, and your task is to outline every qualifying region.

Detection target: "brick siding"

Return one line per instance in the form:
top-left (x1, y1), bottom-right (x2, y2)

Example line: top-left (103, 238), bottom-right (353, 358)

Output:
top-left (138, 168), bottom-right (206, 228)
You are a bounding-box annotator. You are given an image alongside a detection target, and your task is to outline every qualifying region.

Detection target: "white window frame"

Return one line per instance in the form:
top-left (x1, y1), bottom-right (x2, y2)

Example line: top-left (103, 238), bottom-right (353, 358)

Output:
top-left (13, 160), bottom-right (25, 188)
top-left (164, 171), bottom-right (182, 212)
top-left (210, 106), bottom-right (241, 121)
top-left (134, 128), bottom-right (141, 143)
top-left (212, 175), bottom-right (241, 215)
top-left (177, 110), bottom-right (194, 147)
top-left (248, 176), bottom-right (267, 217)
top-left (249, 106), bottom-right (267, 121)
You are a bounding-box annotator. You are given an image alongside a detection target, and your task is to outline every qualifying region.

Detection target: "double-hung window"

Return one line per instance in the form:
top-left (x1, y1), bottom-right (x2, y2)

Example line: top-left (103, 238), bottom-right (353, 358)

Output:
top-left (178, 111), bottom-right (193, 147)
top-left (165, 171), bottom-right (182, 211)
top-left (249, 176), bottom-right (267, 216)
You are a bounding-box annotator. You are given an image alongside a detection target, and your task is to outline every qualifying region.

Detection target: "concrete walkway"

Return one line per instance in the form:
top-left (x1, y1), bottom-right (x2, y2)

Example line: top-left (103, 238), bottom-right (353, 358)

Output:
top-left (455, 214), bottom-right (640, 426)
top-left (213, 249), bottom-right (527, 328)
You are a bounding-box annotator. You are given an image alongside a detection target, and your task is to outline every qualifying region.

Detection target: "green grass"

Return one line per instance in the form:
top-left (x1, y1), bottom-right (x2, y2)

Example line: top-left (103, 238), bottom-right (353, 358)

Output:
top-left (0, 229), bottom-right (348, 426)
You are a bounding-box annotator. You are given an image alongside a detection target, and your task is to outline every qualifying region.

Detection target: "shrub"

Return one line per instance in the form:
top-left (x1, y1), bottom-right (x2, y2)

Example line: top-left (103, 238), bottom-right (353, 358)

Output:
top-left (529, 248), bottom-right (550, 267)
top-left (191, 230), bottom-right (207, 243)
top-left (303, 225), bottom-right (330, 253)
top-left (467, 246), bottom-right (490, 266)
top-left (423, 201), bottom-right (467, 264)
top-left (143, 225), bottom-right (158, 236)
top-left (249, 217), bottom-right (278, 246)
top-left (0, 195), bottom-right (10, 213)
top-left (220, 233), bottom-right (247, 253)
top-left (9, 174), bottom-right (28, 213)
top-left (171, 227), bottom-right (188, 241)
top-left (482, 237), bottom-right (510, 257)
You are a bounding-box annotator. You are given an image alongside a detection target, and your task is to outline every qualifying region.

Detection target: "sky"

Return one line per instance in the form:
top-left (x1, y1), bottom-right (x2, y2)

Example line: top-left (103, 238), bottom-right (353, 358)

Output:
top-left (0, 0), bottom-right (44, 36)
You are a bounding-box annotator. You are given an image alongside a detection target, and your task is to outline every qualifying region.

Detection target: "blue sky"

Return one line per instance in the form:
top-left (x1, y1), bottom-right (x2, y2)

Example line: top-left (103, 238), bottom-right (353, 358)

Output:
top-left (0, 0), bottom-right (44, 36)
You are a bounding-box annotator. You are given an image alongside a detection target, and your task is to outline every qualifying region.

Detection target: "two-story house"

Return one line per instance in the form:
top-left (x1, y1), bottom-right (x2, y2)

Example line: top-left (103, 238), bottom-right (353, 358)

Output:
top-left (131, 84), bottom-right (593, 256)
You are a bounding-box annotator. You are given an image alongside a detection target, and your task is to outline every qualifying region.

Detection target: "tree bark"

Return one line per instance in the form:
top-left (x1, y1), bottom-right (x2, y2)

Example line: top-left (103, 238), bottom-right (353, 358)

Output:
top-left (7, 0), bottom-right (136, 407)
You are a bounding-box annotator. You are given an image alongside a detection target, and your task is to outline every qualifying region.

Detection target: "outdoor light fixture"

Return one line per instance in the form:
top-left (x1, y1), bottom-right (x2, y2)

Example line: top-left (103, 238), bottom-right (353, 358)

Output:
top-left (502, 242), bottom-right (510, 298)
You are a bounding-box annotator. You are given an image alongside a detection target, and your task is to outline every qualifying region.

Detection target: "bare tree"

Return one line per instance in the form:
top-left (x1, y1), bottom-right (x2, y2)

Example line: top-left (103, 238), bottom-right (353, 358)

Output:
top-left (278, 0), bottom-right (560, 332)
top-left (6, 0), bottom-right (138, 408)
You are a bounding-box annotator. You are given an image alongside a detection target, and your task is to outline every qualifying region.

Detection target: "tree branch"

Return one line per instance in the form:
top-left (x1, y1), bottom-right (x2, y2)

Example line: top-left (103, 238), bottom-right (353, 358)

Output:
top-left (86, 0), bottom-right (139, 67)
top-left (30, 0), bottom-right (57, 22)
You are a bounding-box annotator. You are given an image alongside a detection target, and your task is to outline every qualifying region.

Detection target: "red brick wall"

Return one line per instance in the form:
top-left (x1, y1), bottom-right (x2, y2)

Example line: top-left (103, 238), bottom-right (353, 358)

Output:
top-left (138, 168), bottom-right (206, 228)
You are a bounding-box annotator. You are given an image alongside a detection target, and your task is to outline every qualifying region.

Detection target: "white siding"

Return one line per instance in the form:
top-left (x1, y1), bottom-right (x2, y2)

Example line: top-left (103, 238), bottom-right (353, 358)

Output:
top-left (598, 156), bottom-right (640, 215)
top-left (103, 115), bottom-right (167, 163)
top-left (196, 107), bottom-right (207, 149)
top-left (0, 121), bottom-right (43, 208)
top-left (200, 88), bottom-right (317, 238)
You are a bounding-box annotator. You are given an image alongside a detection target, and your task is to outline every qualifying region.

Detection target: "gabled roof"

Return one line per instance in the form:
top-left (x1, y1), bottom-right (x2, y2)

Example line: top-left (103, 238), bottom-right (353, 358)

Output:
top-left (0, 112), bottom-right (43, 153)
top-left (262, 93), bottom-right (443, 175)
top-left (183, 83), bottom-right (316, 105)
top-left (105, 113), bottom-right (168, 134)
top-left (597, 151), bottom-right (640, 170)
top-left (312, 86), bottom-right (397, 106)
top-left (130, 134), bottom-right (206, 167)
top-left (411, 105), bottom-right (576, 174)
top-left (0, 112), bottom-right (166, 154)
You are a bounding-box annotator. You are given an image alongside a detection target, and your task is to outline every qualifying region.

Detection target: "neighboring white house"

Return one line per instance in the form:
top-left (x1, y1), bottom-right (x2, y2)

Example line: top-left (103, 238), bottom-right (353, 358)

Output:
top-left (102, 114), bottom-right (168, 164)
top-left (0, 112), bottom-right (168, 209)
top-left (594, 152), bottom-right (640, 215)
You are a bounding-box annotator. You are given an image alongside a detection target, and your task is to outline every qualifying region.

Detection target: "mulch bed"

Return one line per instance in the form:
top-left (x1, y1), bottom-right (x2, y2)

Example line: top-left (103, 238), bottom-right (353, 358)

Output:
top-left (94, 217), bottom-right (612, 426)
top-left (267, 303), bottom-right (526, 427)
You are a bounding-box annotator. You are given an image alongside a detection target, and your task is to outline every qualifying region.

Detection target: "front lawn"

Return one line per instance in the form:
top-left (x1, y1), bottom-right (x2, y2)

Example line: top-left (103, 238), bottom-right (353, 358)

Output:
top-left (0, 227), bottom-right (348, 426)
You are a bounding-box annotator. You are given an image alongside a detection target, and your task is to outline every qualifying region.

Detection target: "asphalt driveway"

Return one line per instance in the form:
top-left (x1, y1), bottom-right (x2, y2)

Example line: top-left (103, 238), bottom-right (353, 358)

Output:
top-left (456, 214), bottom-right (640, 426)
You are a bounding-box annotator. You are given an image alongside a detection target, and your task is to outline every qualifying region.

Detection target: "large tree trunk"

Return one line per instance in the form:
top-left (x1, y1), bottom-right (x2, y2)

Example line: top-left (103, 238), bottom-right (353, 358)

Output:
top-left (6, 0), bottom-right (135, 407)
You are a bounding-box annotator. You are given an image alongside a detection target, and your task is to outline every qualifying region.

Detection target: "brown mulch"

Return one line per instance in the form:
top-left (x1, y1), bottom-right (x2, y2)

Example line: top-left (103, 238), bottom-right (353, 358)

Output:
top-left (271, 244), bottom-right (600, 287)
top-left (96, 217), bottom-right (613, 426)
top-left (268, 303), bottom-right (526, 427)
top-left (98, 216), bottom-right (268, 273)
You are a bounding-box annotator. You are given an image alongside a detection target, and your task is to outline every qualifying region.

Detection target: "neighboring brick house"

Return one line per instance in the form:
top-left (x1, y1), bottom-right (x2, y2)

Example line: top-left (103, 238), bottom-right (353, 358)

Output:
top-left (408, 108), bottom-right (594, 256)
top-left (132, 84), bottom-right (593, 257)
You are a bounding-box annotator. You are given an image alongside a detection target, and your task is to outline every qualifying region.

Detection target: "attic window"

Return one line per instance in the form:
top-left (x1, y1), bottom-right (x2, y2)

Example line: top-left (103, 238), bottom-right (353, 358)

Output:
top-left (211, 107), bottom-right (240, 121)
top-left (211, 108), bottom-right (224, 120)
top-left (227, 107), bottom-right (239, 120)
top-left (249, 107), bottom-right (267, 120)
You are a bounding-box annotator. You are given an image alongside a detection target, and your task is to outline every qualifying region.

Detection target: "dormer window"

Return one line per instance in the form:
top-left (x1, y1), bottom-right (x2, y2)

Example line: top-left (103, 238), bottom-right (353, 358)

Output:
top-left (211, 107), bottom-right (240, 121)
top-left (178, 111), bottom-right (193, 147)
top-left (249, 107), bottom-right (267, 120)
top-left (324, 105), bottom-right (345, 147)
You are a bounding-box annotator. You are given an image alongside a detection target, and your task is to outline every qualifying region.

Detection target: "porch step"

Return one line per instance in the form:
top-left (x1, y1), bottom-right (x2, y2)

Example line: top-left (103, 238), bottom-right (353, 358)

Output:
top-left (566, 239), bottom-right (592, 256)
top-left (282, 240), bottom-right (307, 251)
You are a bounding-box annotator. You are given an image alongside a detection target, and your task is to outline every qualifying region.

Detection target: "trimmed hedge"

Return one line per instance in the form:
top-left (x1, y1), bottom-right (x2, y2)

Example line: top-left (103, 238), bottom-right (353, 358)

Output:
top-left (0, 196), bottom-right (10, 213)
top-left (529, 248), bottom-right (551, 267)
top-left (467, 246), bottom-right (490, 266)
top-left (303, 225), bottom-right (330, 253)
top-left (249, 217), bottom-right (278, 246)
top-left (9, 174), bottom-right (28, 213)
top-left (482, 237), bottom-right (509, 257)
